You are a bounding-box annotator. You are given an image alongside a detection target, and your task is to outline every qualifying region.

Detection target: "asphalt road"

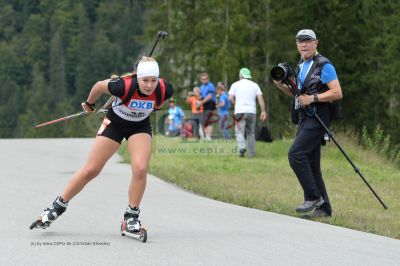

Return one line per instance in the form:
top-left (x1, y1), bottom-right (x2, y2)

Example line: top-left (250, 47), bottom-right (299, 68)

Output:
top-left (0, 138), bottom-right (399, 266)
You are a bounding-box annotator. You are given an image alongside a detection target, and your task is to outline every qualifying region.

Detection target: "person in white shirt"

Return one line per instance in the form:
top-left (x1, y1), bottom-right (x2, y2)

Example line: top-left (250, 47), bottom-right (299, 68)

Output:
top-left (229, 68), bottom-right (267, 157)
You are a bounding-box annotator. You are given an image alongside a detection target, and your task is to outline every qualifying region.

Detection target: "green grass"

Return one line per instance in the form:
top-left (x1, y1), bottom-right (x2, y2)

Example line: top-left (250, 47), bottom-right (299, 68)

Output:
top-left (119, 135), bottom-right (400, 239)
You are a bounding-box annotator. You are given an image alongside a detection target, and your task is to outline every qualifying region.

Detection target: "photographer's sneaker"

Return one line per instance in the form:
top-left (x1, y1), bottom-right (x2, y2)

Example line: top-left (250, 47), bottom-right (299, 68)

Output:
top-left (295, 196), bottom-right (324, 213)
top-left (301, 208), bottom-right (330, 219)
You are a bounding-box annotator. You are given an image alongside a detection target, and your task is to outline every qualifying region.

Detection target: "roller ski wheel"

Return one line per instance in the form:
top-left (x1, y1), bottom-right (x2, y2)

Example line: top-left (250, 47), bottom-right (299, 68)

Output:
top-left (29, 217), bottom-right (48, 230)
top-left (120, 221), bottom-right (147, 243)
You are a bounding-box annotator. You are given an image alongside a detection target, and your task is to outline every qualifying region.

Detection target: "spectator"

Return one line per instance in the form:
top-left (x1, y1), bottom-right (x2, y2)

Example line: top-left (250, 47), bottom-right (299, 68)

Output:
top-left (229, 68), bottom-right (267, 157)
top-left (165, 98), bottom-right (185, 137)
top-left (216, 82), bottom-right (231, 139)
top-left (198, 72), bottom-right (216, 141)
top-left (186, 86), bottom-right (204, 138)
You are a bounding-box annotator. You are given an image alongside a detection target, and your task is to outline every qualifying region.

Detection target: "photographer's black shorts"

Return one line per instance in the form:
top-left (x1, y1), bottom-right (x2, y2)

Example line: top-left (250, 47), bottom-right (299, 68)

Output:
top-left (97, 117), bottom-right (152, 144)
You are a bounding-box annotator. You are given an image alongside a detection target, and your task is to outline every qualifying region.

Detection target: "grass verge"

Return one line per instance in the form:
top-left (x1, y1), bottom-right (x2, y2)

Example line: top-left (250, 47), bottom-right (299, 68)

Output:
top-left (119, 134), bottom-right (400, 239)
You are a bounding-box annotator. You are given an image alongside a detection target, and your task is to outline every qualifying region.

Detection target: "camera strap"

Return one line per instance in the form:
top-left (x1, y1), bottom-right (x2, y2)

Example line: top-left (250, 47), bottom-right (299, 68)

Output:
top-left (297, 60), bottom-right (314, 92)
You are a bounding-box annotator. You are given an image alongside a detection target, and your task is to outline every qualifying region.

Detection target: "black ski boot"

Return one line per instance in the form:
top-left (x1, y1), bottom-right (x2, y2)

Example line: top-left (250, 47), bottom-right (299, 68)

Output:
top-left (30, 196), bottom-right (68, 229)
top-left (124, 206), bottom-right (141, 233)
top-left (120, 206), bottom-right (147, 242)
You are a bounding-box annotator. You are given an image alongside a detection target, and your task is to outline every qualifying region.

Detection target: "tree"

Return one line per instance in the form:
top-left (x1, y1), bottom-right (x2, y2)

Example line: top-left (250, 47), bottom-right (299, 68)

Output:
top-left (0, 0), bottom-right (397, 145)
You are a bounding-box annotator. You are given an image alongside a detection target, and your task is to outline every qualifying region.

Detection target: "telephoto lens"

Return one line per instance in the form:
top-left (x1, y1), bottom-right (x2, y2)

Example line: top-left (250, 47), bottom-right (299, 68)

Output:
top-left (270, 62), bottom-right (294, 81)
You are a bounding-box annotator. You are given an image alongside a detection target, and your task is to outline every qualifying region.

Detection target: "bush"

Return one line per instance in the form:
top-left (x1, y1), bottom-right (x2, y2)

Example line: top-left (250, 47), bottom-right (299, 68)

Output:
top-left (361, 125), bottom-right (400, 165)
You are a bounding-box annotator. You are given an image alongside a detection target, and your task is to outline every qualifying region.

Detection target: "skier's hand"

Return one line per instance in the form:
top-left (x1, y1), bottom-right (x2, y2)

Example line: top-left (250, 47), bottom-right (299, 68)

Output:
top-left (82, 101), bottom-right (96, 112)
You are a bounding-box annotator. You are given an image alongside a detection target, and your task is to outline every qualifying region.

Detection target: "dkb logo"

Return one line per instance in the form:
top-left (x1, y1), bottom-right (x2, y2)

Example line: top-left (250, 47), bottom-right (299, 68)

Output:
top-left (129, 100), bottom-right (155, 110)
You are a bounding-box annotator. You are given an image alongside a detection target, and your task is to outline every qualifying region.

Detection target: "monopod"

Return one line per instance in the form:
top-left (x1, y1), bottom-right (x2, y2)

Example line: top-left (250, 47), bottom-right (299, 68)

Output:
top-left (34, 31), bottom-right (168, 129)
top-left (283, 79), bottom-right (388, 210)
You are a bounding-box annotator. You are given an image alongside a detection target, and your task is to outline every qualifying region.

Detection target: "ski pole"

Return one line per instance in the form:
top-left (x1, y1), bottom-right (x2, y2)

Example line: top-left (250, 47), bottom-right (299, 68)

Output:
top-left (34, 111), bottom-right (90, 128)
top-left (149, 31), bottom-right (168, 57)
top-left (97, 96), bottom-right (116, 113)
top-left (34, 108), bottom-right (107, 129)
top-left (100, 31), bottom-right (168, 110)
top-left (36, 31), bottom-right (168, 128)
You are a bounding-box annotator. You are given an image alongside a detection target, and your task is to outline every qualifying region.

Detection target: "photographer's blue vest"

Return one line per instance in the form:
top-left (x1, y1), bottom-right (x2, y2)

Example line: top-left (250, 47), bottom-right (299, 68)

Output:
top-left (294, 53), bottom-right (342, 121)
top-left (296, 53), bottom-right (331, 96)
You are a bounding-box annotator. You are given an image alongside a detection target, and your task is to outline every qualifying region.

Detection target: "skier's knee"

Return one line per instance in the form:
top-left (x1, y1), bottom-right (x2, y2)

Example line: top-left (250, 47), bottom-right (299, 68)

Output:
top-left (81, 166), bottom-right (101, 181)
top-left (131, 164), bottom-right (147, 180)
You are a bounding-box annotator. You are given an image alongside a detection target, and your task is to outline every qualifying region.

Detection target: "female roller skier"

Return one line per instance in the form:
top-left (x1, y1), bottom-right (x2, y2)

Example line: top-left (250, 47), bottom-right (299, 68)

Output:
top-left (31, 57), bottom-right (173, 235)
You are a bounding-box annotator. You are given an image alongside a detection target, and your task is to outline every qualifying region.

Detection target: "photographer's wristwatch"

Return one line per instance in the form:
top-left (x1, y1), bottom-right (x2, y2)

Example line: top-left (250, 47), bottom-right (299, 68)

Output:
top-left (313, 93), bottom-right (318, 103)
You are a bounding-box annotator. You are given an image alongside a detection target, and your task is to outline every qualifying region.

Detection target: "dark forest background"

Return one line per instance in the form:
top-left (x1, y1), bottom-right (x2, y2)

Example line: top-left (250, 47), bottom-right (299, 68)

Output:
top-left (0, 0), bottom-right (399, 155)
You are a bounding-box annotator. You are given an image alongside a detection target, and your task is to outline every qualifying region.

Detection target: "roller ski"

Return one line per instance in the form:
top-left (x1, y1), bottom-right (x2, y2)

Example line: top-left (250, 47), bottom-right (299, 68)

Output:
top-left (30, 196), bottom-right (68, 230)
top-left (120, 206), bottom-right (147, 243)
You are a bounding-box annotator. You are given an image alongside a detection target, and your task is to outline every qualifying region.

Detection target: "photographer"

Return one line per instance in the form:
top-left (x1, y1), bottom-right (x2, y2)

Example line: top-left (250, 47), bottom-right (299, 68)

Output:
top-left (272, 29), bottom-right (343, 218)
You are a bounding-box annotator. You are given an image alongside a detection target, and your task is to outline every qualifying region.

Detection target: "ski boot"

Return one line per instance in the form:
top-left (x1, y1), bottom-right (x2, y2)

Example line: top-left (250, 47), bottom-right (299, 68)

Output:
top-left (120, 206), bottom-right (147, 242)
top-left (29, 196), bottom-right (68, 229)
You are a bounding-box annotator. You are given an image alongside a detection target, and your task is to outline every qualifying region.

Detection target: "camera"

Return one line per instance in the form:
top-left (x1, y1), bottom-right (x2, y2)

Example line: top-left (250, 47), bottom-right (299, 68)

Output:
top-left (270, 62), bottom-right (295, 82)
